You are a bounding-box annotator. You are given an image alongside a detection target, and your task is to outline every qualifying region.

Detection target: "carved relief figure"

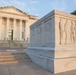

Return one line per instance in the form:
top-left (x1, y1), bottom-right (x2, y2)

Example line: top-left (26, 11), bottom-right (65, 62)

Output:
top-left (59, 19), bottom-right (67, 45)
top-left (59, 19), bottom-right (62, 44)
top-left (70, 21), bottom-right (76, 44)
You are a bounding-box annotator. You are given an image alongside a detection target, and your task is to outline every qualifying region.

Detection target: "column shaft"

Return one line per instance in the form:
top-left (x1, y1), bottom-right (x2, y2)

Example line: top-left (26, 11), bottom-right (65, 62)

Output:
top-left (20, 20), bottom-right (22, 40)
top-left (25, 20), bottom-right (29, 41)
top-left (6, 18), bottom-right (9, 40)
top-left (13, 19), bottom-right (16, 40)
top-left (24, 20), bottom-right (26, 41)
top-left (0, 17), bottom-right (2, 40)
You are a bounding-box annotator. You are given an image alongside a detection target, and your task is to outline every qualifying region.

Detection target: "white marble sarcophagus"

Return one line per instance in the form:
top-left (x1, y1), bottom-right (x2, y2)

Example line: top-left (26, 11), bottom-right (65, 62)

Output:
top-left (26, 10), bottom-right (76, 74)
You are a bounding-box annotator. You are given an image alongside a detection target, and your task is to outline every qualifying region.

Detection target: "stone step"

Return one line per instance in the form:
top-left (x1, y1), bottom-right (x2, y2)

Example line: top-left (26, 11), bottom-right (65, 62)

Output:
top-left (0, 51), bottom-right (31, 65)
top-left (0, 55), bottom-right (14, 58)
top-left (0, 57), bottom-right (15, 61)
top-left (0, 61), bottom-right (18, 65)
top-left (0, 52), bottom-right (11, 55)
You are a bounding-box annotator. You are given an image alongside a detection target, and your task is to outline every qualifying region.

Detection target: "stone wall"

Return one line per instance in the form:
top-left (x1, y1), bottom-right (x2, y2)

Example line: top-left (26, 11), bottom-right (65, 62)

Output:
top-left (30, 11), bottom-right (55, 47)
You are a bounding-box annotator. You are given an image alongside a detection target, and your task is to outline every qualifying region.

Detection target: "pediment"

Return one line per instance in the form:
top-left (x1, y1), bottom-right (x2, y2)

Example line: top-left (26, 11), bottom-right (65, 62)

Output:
top-left (0, 6), bottom-right (27, 16)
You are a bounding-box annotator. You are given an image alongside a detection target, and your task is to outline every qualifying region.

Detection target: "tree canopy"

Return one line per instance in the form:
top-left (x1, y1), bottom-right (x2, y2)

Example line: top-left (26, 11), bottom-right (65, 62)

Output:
top-left (71, 10), bottom-right (76, 15)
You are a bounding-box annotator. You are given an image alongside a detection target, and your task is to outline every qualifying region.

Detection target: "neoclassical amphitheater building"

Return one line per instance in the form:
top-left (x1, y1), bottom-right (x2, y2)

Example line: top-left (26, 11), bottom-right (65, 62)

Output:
top-left (0, 6), bottom-right (38, 41)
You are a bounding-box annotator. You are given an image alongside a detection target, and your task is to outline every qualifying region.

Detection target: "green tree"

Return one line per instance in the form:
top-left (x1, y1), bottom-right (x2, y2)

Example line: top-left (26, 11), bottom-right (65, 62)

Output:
top-left (71, 10), bottom-right (76, 15)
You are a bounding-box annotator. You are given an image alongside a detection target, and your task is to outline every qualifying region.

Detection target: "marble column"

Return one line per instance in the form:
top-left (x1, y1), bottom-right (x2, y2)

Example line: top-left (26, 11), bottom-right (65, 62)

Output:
top-left (0, 17), bottom-right (2, 40)
top-left (25, 20), bottom-right (29, 41)
top-left (20, 20), bottom-right (22, 40)
top-left (13, 19), bottom-right (16, 40)
top-left (6, 18), bottom-right (9, 40)
top-left (24, 20), bottom-right (26, 41)
top-left (24, 20), bottom-right (27, 40)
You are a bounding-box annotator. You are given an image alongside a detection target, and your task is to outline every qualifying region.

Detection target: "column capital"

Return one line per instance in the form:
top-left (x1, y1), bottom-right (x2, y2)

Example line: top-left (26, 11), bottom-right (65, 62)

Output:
top-left (20, 19), bottom-right (23, 21)
top-left (6, 17), bottom-right (10, 20)
top-left (14, 18), bottom-right (16, 20)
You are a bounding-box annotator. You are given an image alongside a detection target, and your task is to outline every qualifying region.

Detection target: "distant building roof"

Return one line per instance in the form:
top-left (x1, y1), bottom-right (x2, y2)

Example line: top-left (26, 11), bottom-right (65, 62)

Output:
top-left (0, 6), bottom-right (38, 20)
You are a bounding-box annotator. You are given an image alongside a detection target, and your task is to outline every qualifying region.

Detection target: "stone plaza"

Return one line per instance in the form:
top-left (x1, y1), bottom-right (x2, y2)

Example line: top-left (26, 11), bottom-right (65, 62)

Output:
top-left (0, 62), bottom-right (76, 75)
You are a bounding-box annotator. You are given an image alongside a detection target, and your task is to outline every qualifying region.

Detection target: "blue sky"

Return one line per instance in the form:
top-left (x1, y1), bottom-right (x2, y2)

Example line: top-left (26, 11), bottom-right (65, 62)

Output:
top-left (0, 0), bottom-right (76, 18)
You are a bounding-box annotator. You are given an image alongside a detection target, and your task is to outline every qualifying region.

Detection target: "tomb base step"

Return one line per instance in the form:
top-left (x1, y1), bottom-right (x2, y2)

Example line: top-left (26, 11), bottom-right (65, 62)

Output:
top-left (26, 47), bottom-right (76, 74)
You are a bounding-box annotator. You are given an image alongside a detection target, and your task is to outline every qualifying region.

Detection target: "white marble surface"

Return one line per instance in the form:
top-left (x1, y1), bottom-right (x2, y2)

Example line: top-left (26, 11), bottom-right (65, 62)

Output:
top-left (27, 10), bottom-right (76, 74)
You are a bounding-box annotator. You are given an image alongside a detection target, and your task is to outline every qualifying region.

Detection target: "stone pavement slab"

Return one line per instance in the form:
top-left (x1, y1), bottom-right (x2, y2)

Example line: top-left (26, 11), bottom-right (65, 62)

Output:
top-left (0, 65), bottom-right (10, 75)
top-left (0, 62), bottom-right (76, 75)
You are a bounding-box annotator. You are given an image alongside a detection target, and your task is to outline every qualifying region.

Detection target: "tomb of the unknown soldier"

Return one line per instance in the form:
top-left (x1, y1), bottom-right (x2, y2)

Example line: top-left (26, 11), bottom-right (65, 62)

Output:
top-left (27, 10), bottom-right (76, 74)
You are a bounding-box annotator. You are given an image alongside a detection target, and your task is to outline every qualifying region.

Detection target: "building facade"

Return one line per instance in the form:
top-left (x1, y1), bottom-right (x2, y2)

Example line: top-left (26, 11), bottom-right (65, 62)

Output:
top-left (0, 6), bottom-right (38, 41)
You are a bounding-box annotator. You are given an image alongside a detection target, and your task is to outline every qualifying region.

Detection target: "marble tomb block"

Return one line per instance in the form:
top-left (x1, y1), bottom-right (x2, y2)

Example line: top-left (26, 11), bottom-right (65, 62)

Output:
top-left (26, 10), bottom-right (76, 74)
